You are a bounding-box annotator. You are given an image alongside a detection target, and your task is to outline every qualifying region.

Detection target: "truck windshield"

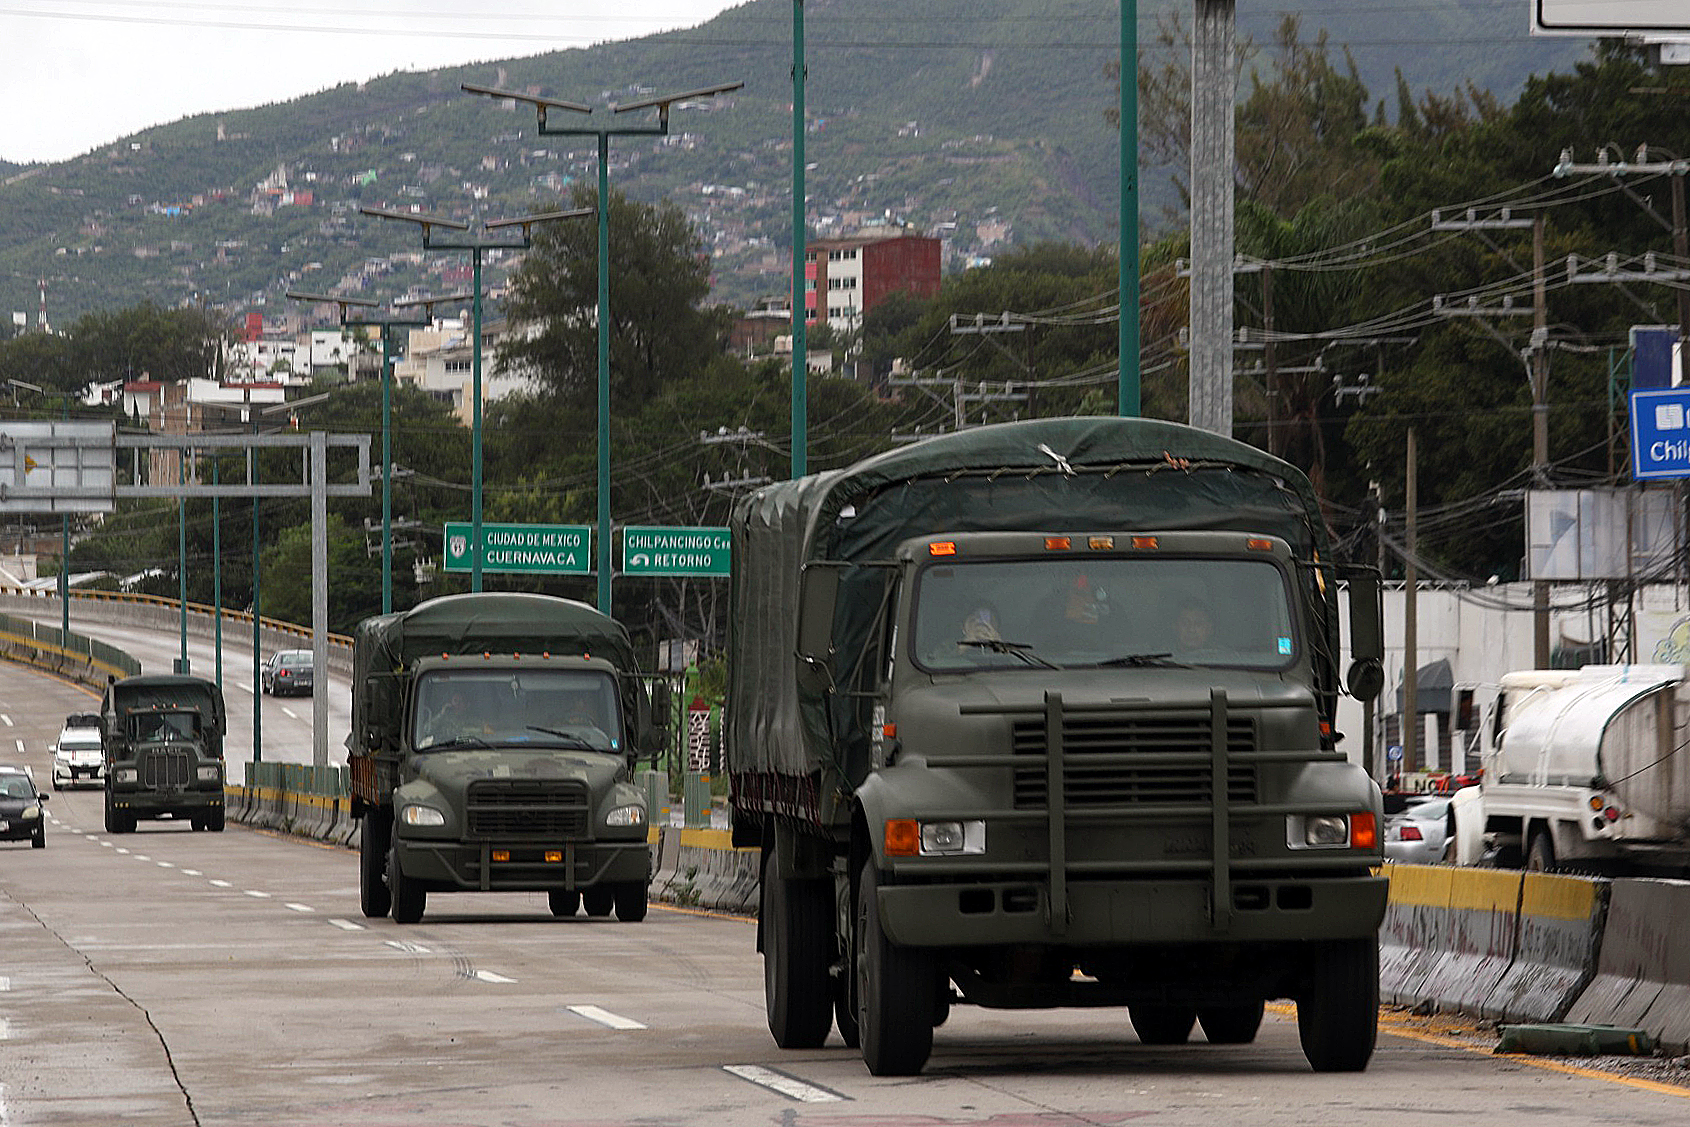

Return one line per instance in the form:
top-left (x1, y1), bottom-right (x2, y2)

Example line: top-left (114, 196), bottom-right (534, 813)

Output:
top-left (913, 556), bottom-right (1296, 671)
top-left (414, 669), bottom-right (622, 753)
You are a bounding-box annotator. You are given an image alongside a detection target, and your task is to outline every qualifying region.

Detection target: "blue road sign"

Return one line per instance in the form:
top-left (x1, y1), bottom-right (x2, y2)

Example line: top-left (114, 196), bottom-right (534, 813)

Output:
top-left (1630, 387), bottom-right (1690, 480)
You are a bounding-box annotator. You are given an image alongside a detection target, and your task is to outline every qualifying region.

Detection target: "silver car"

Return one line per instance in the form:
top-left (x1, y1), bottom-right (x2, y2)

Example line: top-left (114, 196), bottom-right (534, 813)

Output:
top-left (1384, 795), bottom-right (1456, 864)
top-left (51, 721), bottom-right (105, 790)
top-left (262, 650), bottom-right (315, 696)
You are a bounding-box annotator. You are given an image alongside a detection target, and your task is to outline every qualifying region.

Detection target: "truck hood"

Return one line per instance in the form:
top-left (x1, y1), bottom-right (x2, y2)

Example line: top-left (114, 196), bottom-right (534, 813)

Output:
top-left (411, 749), bottom-right (625, 792)
top-left (894, 668), bottom-right (1322, 757)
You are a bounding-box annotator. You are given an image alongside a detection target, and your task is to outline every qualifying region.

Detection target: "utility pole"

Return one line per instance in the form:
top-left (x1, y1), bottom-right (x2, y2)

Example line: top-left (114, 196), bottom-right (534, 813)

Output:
top-left (1188, 0), bottom-right (1236, 435)
top-left (1404, 427), bottom-right (1418, 771)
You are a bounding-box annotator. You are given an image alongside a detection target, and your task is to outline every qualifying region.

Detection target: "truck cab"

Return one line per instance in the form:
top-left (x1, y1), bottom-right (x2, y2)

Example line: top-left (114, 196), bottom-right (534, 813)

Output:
top-left (101, 674), bottom-right (227, 834)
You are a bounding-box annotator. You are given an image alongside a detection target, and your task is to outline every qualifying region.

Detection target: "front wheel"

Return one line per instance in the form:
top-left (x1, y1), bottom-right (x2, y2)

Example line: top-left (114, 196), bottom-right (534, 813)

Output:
top-left (360, 814), bottom-right (392, 919)
top-left (613, 882), bottom-right (648, 922)
top-left (389, 840), bottom-right (426, 924)
top-left (582, 887), bottom-right (614, 918)
top-left (1526, 830), bottom-right (1556, 873)
top-left (205, 806), bottom-right (225, 833)
top-left (1297, 937), bottom-right (1378, 1072)
top-left (549, 889), bottom-right (580, 917)
top-left (855, 860), bottom-right (935, 1076)
top-left (763, 862), bottom-right (833, 1049)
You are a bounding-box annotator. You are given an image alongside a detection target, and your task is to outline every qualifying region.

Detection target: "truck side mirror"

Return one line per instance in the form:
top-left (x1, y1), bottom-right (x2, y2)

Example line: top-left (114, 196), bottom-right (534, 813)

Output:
top-left (362, 675), bottom-right (392, 750)
top-left (650, 680), bottom-right (672, 731)
top-left (795, 565), bottom-right (840, 695)
top-left (1341, 567), bottom-right (1385, 702)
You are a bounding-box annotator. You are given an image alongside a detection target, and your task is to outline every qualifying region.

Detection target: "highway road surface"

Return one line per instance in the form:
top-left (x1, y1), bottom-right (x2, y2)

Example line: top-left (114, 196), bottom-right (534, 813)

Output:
top-left (4, 660), bottom-right (1690, 1126)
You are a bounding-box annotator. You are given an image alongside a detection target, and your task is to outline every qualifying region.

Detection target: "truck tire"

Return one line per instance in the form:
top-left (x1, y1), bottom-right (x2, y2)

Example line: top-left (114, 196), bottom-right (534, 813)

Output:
top-left (1129, 1003), bottom-right (1196, 1044)
top-left (549, 890), bottom-right (580, 917)
top-left (613, 881), bottom-right (648, 922)
top-left (583, 887), bottom-right (614, 917)
top-left (1198, 1001), bottom-right (1265, 1043)
top-left (206, 806), bottom-right (225, 833)
top-left (360, 815), bottom-right (392, 919)
top-left (1526, 830), bottom-right (1556, 873)
top-left (763, 865), bottom-right (833, 1049)
top-left (389, 841), bottom-right (426, 924)
top-left (1297, 937), bottom-right (1378, 1072)
top-left (855, 861), bottom-right (935, 1076)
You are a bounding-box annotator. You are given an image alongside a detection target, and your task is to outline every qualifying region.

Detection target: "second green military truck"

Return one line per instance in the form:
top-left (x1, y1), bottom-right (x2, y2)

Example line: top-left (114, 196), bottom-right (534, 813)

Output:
top-left (348, 592), bottom-right (659, 924)
top-left (101, 673), bottom-right (227, 833)
top-left (729, 416), bottom-right (1388, 1075)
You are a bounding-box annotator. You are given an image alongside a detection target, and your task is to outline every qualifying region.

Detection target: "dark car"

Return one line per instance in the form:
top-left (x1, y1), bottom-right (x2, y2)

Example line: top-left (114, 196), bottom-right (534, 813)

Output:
top-left (261, 650), bottom-right (316, 696)
top-left (0, 766), bottom-right (48, 848)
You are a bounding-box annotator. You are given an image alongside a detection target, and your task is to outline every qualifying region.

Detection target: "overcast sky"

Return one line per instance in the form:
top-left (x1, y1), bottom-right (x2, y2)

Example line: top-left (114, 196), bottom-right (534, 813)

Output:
top-left (0, 1), bottom-right (742, 165)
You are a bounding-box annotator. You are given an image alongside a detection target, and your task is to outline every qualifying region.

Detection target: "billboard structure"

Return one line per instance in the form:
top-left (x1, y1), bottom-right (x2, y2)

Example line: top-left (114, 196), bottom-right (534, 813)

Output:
top-left (1527, 489), bottom-right (1680, 581)
top-left (1534, 1), bottom-right (1690, 35)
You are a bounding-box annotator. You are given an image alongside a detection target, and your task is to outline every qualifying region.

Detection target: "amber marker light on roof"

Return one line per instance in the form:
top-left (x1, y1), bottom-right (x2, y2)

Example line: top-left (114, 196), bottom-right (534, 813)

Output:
top-left (1088, 536), bottom-right (1115, 550)
top-left (929, 541), bottom-right (957, 556)
top-left (1045, 537), bottom-right (1072, 550)
top-left (1131, 536), bottom-right (1159, 550)
top-left (1247, 538), bottom-right (1274, 551)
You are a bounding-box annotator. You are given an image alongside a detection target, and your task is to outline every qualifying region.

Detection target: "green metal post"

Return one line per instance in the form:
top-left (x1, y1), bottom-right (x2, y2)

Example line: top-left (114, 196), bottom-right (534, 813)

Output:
top-left (597, 134), bottom-right (613, 612)
top-left (251, 415), bottom-right (262, 763)
top-left (472, 247), bottom-right (485, 594)
top-left (213, 458), bottom-right (222, 688)
top-left (1119, 0), bottom-right (1140, 417)
top-left (381, 325), bottom-right (394, 614)
top-left (178, 449), bottom-right (188, 673)
top-left (791, 0), bottom-right (808, 477)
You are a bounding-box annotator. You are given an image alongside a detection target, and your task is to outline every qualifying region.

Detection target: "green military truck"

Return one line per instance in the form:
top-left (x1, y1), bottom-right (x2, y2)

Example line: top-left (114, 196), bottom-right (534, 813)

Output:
top-left (348, 592), bottom-right (660, 924)
top-left (101, 674), bottom-right (228, 833)
top-left (729, 416), bottom-right (1388, 1075)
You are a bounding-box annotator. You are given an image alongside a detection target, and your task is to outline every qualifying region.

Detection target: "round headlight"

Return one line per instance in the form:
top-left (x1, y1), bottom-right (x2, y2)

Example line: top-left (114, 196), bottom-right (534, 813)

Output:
top-left (21, 805), bottom-right (41, 820)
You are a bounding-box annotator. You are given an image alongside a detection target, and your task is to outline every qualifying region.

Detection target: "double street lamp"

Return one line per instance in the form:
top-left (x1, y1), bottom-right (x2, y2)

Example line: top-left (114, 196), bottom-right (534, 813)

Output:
top-left (359, 206), bottom-right (591, 592)
top-left (461, 80), bottom-right (742, 612)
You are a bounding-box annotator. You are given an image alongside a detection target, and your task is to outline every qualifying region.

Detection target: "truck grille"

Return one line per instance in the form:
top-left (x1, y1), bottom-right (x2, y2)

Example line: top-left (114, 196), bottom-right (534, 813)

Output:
top-left (466, 779), bottom-right (590, 838)
top-left (1011, 714), bottom-right (1258, 808)
top-left (138, 748), bottom-right (193, 788)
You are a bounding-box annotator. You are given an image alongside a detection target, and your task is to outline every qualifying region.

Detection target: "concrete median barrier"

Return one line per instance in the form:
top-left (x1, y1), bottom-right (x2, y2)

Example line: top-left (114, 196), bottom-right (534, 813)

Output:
top-left (1380, 864), bottom-right (1521, 1012)
top-left (1485, 871), bottom-right (1608, 1022)
top-left (1566, 878), bottom-right (1690, 1051)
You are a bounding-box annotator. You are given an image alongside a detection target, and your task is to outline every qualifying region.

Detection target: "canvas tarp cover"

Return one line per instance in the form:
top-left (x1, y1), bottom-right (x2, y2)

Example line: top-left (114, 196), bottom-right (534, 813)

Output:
top-left (106, 675), bottom-right (226, 738)
top-left (349, 592), bottom-right (637, 757)
top-left (728, 417), bottom-right (1334, 791)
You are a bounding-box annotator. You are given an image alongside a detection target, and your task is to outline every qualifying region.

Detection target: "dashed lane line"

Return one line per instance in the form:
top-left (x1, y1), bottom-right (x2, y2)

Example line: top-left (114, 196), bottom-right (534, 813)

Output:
top-left (328, 919), bottom-right (365, 931)
top-left (721, 1065), bottom-right (845, 1104)
top-left (567, 1005), bottom-right (646, 1031)
top-left (385, 940), bottom-right (431, 954)
top-left (472, 970), bottom-right (516, 984)
top-left (285, 903), bottom-right (315, 913)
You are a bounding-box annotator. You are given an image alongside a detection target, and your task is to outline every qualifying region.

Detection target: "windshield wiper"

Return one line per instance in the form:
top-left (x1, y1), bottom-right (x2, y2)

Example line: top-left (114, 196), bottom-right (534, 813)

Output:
top-left (1095, 652), bottom-right (1191, 668)
top-left (525, 726), bottom-right (603, 752)
top-left (417, 735), bottom-right (495, 751)
top-left (958, 638), bottom-right (1060, 669)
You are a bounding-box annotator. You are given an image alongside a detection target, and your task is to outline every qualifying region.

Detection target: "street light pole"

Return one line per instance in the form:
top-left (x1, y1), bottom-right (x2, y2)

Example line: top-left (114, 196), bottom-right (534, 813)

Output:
top-left (461, 80), bottom-right (742, 613)
top-left (361, 208), bottom-right (583, 595)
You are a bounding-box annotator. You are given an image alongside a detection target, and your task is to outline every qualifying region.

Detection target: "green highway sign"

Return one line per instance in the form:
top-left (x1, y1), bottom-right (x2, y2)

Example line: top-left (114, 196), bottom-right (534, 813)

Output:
top-left (621, 525), bottom-right (732, 577)
top-left (443, 522), bottom-right (592, 575)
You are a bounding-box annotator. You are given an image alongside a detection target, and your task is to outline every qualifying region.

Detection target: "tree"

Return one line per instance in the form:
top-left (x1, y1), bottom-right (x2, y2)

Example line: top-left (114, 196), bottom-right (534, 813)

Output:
top-left (497, 185), bottom-right (731, 412)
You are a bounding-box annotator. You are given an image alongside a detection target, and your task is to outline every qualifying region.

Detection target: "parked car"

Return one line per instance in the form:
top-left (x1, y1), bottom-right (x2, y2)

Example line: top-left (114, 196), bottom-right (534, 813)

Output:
top-left (0, 765), bottom-right (48, 848)
top-left (51, 714), bottom-right (106, 790)
top-left (261, 650), bottom-right (315, 696)
top-left (1384, 795), bottom-right (1455, 864)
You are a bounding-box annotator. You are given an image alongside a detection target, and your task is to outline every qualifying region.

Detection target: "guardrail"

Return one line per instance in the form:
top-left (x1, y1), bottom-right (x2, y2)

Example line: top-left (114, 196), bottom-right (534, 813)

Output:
top-left (0, 610), bottom-right (141, 686)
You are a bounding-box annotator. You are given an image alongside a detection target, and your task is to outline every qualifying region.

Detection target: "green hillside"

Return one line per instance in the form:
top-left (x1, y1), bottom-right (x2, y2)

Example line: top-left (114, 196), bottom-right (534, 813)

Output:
top-left (0, 0), bottom-right (1591, 325)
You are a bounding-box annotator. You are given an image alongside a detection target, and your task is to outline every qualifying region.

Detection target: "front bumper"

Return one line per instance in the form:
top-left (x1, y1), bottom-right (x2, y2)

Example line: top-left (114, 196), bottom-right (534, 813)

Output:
top-left (0, 814), bottom-right (43, 841)
top-left (53, 762), bottom-right (104, 786)
top-left (395, 836), bottom-right (651, 892)
top-left (109, 790), bottom-right (224, 819)
top-left (877, 871), bottom-right (1388, 948)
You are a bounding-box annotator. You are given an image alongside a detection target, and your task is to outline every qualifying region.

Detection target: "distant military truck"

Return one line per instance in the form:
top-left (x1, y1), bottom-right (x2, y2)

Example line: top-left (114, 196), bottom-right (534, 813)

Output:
top-left (347, 592), bottom-right (663, 924)
top-left (102, 674), bottom-right (227, 833)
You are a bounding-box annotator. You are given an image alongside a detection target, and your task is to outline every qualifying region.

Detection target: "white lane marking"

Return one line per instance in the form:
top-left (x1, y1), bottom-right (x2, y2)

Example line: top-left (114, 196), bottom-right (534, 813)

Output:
top-left (209, 879), bottom-right (232, 888)
top-left (2, 714), bottom-right (12, 725)
top-left (115, 848), bottom-right (130, 855)
top-left (472, 970), bottom-right (516, 984)
top-left (157, 862), bottom-right (175, 869)
top-left (237, 682), bottom-right (254, 695)
top-left (385, 940), bottom-right (431, 954)
top-left (281, 707), bottom-right (299, 720)
top-left (327, 918), bottom-right (364, 931)
top-left (567, 1005), bottom-right (646, 1031)
top-left (133, 855), bottom-right (150, 862)
top-left (722, 1065), bottom-right (844, 1103)
top-left (12, 739), bottom-right (22, 754)
top-left (181, 869), bottom-right (202, 876)
top-left (243, 890), bottom-right (271, 899)
top-left (100, 841), bottom-right (114, 848)
top-left (0, 1018), bottom-right (9, 1039)
top-left (0, 976), bottom-right (9, 990)
top-left (84, 834), bottom-right (98, 841)
top-left (285, 903), bottom-right (315, 913)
